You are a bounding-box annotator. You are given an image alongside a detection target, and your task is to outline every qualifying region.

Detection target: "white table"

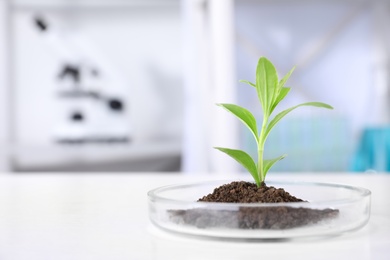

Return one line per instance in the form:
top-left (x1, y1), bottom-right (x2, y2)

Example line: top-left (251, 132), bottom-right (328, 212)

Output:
top-left (0, 173), bottom-right (389, 260)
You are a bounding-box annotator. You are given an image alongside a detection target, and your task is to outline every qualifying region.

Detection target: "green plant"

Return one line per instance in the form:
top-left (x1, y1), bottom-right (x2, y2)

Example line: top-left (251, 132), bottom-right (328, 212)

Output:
top-left (215, 57), bottom-right (333, 187)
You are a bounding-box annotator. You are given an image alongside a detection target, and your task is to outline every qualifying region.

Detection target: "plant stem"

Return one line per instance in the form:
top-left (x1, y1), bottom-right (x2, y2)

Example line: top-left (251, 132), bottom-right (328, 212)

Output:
top-left (257, 114), bottom-right (268, 186)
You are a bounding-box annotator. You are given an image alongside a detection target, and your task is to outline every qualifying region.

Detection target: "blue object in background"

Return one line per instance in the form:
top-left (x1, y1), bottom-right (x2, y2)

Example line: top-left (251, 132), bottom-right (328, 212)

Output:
top-left (351, 127), bottom-right (390, 172)
top-left (242, 116), bottom-right (353, 172)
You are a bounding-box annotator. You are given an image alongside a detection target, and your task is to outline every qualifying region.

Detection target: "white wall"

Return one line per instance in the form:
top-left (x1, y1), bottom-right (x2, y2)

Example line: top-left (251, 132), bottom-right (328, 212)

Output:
top-left (181, 0), bottom-right (239, 174)
top-left (0, 0), bottom-right (10, 171)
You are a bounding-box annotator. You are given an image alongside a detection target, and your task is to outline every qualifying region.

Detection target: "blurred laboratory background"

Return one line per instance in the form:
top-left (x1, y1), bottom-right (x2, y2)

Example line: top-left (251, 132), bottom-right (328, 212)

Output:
top-left (0, 0), bottom-right (389, 173)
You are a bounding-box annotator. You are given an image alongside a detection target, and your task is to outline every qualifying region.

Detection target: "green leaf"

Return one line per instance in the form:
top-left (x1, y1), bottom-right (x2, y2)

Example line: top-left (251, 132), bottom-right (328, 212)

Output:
top-left (217, 104), bottom-right (259, 142)
top-left (265, 102), bottom-right (334, 140)
top-left (278, 66), bottom-right (295, 89)
top-left (269, 66), bottom-right (295, 114)
top-left (263, 154), bottom-right (287, 178)
top-left (269, 87), bottom-right (290, 114)
top-left (214, 147), bottom-right (260, 186)
top-left (239, 79), bottom-right (256, 88)
top-left (256, 57), bottom-right (279, 113)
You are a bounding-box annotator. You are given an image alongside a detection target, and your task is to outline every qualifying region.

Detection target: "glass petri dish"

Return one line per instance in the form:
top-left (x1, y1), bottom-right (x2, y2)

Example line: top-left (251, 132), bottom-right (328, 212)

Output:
top-left (147, 180), bottom-right (371, 240)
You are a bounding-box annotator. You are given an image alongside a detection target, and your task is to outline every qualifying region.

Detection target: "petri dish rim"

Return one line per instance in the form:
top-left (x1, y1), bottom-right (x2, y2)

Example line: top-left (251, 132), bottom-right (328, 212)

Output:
top-left (147, 180), bottom-right (371, 207)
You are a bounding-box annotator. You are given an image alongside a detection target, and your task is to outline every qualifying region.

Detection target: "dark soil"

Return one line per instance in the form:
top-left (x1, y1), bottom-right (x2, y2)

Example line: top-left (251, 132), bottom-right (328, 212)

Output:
top-left (198, 181), bottom-right (304, 203)
top-left (169, 181), bottom-right (339, 230)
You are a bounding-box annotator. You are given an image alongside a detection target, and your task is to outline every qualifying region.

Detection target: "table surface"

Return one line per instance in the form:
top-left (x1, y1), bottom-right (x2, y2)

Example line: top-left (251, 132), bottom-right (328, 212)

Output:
top-left (0, 172), bottom-right (389, 260)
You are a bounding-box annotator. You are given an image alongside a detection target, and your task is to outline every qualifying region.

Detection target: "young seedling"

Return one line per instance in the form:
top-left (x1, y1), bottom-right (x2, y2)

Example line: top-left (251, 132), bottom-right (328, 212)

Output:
top-left (215, 57), bottom-right (333, 187)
